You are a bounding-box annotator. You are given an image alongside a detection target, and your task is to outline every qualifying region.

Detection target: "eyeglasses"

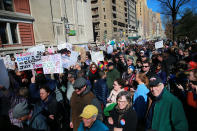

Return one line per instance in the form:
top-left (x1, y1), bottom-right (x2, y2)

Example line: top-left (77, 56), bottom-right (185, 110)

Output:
top-left (117, 100), bottom-right (127, 104)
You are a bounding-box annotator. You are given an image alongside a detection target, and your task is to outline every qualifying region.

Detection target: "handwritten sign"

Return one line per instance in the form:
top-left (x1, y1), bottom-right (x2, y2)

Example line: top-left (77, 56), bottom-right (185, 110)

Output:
top-left (27, 44), bottom-right (45, 53)
top-left (15, 51), bottom-right (43, 71)
top-left (42, 54), bottom-right (63, 74)
top-left (2, 55), bottom-right (15, 70)
top-left (155, 40), bottom-right (163, 49)
top-left (91, 51), bottom-right (104, 64)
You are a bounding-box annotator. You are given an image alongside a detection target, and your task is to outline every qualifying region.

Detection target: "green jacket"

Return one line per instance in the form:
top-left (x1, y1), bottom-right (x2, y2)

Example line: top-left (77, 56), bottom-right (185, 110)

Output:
top-left (106, 68), bottom-right (120, 91)
top-left (151, 88), bottom-right (188, 131)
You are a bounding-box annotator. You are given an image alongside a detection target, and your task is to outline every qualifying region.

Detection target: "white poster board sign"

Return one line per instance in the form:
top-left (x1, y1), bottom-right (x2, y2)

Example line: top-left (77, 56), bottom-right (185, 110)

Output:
top-left (15, 51), bottom-right (43, 71)
top-left (155, 40), bottom-right (164, 49)
top-left (2, 55), bottom-right (15, 70)
top-left (42, 54), bottom-right (63, 74)
top-left (91, 51), bottom-right (104, 64)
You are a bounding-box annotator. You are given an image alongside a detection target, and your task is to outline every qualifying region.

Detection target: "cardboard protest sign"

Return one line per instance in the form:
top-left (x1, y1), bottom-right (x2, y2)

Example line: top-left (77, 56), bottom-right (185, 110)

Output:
top-left (0, 59), bottom-right (10, 89)
top-left (15, 51), bottom-right (43, 71)
top-left (42, 54), bottom-right (63, 74)
top-left (91, 51), bottom-right (104, 64)
top-left (155, 40), bottom-right (163, 49)
top-left (73, 45), bottom-right (86, 62)
top-left (2, 55), bottom-right (15, 70)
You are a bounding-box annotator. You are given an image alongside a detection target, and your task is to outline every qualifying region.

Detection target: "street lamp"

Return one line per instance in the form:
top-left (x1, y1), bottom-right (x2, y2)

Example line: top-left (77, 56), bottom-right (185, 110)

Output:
top-left (61, 17), bottom-right (69, 42)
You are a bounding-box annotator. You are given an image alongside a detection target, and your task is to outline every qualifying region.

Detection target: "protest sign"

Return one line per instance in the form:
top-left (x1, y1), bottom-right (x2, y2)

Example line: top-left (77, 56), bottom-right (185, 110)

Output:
top-left (61, 51), bottom-right (79, 69)
top-left (42, 54), bottom-right (63, 74)
top-left (27, 44), bottom-right (45, 53)
top-left (58, 43), bottom-right (72, 51)
top-left (91, 51), bottom-right (104, 64)
top-left (107, 45), bottom-right (113, 54)
top-left (155, 40), bottom-right (163, 49)
top-left (48, 46), bottom-right (54, 54)
top-left (73, 45), bottom-right (86, 62)
top-left (15, 51), bottom-right (43, 71)
top-left (2, 55), bottom-right (15, 70)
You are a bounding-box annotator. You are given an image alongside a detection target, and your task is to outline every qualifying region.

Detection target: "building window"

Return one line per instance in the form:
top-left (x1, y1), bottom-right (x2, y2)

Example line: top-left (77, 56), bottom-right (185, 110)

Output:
top-left (0, 0), bottom-right (14, 11)
top-left (104, 30), bottom-right (107, 34)
top-left (103, 8), bottom-right (105, 12)
top-left (113, 27), bottom-right (117, 32)
top-left (112, 0), bottom-right (116, 4)
top-left (0, 22), bottom-right (20, 44)
top-left (113, 13), bottom-right (116, 18)
top-left (104, 23), bottom-right (107, 27)
top-left (104, 15), bottom-right (106, 19)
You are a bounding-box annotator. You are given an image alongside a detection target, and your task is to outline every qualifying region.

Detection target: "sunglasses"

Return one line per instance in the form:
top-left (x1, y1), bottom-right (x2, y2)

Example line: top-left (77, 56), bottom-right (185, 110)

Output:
top-left (142, 66), bottom-right (149, 68)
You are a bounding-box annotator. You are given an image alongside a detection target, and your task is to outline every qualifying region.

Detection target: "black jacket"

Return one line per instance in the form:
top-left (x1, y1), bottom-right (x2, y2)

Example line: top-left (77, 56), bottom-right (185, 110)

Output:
top-left (109, 106), bottom-right (138, 131)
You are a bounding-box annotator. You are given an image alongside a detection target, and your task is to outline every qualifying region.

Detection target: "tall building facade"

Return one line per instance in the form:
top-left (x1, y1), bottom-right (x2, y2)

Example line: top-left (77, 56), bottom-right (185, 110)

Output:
top-left (136, 0), bottom-right (163, 39)
top-left (127, 0), bottom-right (138, 37)
top-left (91, 0), bottom-right (132, 42)
top-left (30, 0), bottom-right (94, 45)
top-left (0, 0), bottom-right (94, 54)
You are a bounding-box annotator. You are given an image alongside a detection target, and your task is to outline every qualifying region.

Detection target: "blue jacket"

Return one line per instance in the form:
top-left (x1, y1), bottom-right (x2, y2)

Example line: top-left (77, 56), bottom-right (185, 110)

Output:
top-left (78, 120), bottom-right (109, 131)
top-left (133, 84), bottom-right (149, 119)
top-left (93, 79), bottom-right (108, 106)
top-left (29, 104), bottom-right (49, 131)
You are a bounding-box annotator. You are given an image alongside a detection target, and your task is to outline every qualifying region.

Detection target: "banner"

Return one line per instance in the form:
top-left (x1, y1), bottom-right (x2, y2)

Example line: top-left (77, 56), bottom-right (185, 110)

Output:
top-left (155, 40), bottom-right (163, 49)
top-left (42, 54), bottom-right (63, 74)
top-left (91, 51), bottom-right (104, 64)
top-left (2, 55), bottom-right (15, 70)
top-left (15, 51), bottom-right (43, 71)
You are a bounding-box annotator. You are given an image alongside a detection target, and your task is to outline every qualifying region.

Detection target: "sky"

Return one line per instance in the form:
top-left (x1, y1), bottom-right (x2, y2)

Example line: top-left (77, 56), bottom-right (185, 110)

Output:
top-left (147, 0), bottom-right (197, 29)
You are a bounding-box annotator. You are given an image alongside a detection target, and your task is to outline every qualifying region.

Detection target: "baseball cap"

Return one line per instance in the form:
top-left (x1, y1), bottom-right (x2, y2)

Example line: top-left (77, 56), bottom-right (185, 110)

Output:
top-left (80, 105), bottom-right (98, 119)
top-left (149, 76), bottom-right (163, 87)
top-left (73, 77), bottom-right (87, 89)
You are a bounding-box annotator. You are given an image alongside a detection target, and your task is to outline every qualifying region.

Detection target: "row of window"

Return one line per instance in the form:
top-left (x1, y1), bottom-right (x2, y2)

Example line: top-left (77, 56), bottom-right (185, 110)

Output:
top-left (0, 0), bottom-right (13, 11)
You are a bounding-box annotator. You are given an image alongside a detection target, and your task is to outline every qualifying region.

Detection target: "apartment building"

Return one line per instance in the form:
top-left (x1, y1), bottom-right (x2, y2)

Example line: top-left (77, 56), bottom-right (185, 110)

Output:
top-left (30, 0), bottom-right (94, 45)
top-left (0, 0), bottom-right (35, 53)
top-left (127, 0), bottom-right (138, 37)
top-left (91, 0), bottom-right (130, 42)
top-left (136, 0), bottom-right (163, 39)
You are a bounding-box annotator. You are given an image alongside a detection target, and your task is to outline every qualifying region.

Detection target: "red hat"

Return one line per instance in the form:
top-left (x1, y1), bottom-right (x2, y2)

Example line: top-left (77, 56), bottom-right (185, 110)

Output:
top-left (36, 68), bottom-right (43, 74)
top-left (187, 61), bottom-right (197, 71)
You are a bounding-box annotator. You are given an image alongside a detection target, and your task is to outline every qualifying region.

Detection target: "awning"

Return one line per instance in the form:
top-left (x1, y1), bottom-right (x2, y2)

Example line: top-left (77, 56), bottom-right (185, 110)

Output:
top-left (128, 36), bottom-right (141, 40)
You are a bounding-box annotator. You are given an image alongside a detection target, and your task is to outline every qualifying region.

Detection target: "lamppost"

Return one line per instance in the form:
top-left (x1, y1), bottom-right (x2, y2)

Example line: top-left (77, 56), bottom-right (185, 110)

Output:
top-left (61, 17), bottom-right (70, 42)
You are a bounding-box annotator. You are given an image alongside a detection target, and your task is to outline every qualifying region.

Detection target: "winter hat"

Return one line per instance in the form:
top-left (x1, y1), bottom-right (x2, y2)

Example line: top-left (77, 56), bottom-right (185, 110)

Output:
top-left (73, 77), bottom-right (87, 89)
top-left (128, 65), bottom-right (135, 71)
top-left (13, 101), bottom-right (30, 119)
top-left (187, 61), bottom-right (197, 71)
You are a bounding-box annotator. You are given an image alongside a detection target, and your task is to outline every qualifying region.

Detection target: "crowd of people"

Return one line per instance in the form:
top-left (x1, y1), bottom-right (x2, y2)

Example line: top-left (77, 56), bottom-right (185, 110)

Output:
top-left (0, 39), bottom-right (197, 131)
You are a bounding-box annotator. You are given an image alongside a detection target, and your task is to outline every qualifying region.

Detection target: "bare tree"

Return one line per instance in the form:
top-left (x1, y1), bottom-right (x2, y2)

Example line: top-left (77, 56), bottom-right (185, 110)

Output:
top-left (157, 0), bottom-right (191, 40)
